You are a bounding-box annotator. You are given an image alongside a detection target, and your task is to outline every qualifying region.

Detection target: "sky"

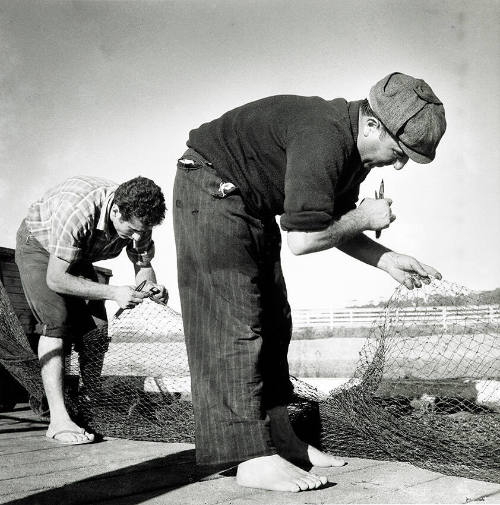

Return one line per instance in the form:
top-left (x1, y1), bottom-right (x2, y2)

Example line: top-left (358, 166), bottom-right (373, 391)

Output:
top-left (1, 0), bottom-right (499, 313)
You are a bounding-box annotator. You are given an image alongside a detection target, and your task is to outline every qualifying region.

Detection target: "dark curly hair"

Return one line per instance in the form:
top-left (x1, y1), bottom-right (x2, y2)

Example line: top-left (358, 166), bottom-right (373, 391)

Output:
top-left (114, 176), bottom-right (166, 227)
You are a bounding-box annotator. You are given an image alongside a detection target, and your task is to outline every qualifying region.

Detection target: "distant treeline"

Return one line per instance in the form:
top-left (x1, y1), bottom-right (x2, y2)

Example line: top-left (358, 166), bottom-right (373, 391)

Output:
top-left (349, 287), bottom-right (500, 308)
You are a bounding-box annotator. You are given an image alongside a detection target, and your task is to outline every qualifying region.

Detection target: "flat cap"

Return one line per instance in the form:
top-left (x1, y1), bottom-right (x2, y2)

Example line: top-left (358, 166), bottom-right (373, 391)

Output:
top-left (369, 72), bottom-right (446, 163)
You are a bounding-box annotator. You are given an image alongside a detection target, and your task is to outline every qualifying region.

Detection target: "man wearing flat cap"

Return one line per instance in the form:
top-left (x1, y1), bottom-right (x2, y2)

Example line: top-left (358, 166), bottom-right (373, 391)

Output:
top-left (173, 72), bottom-right (446, 492)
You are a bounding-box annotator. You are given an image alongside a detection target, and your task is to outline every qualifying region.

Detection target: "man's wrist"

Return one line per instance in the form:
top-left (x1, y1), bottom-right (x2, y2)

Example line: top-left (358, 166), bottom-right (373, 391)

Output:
top-left (105, 284), bottom-right (118, 302)
top-left (328, 208), bottom-right (369, 248)
top-left (351, 206), bottom-right (370, 233)
top-left (377, 250), bottom-right (396, 272)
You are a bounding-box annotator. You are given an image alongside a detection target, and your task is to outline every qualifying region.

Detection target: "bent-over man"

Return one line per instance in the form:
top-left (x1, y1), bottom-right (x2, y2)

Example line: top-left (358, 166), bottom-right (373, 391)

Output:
top-left (173, 72), bottom-right (446, 491)
top-left (15, 175), bottom-right (168, 444)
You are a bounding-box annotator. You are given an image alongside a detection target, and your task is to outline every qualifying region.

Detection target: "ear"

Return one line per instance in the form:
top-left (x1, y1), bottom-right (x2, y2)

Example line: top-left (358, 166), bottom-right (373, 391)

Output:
top-left (110, 203), bottom-right (121, 220)
top-left (363, 116), bottom-right (382, 137)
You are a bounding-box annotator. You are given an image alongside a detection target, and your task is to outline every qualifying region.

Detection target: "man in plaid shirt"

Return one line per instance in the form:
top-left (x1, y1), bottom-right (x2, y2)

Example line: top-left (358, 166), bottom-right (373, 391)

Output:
top-left (15, 175), bottom-right (167, 444)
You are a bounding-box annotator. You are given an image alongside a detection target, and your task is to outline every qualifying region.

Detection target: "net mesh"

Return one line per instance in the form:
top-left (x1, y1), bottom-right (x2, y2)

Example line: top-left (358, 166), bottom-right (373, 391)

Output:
top-left (1, 279), bottom-right (499, 482)
top-left (0, 281), bottom-right (45, 402)
top-left (65, 300), bottom-right (195, 443)
top-left (318, 281), bottom-right (500, 482)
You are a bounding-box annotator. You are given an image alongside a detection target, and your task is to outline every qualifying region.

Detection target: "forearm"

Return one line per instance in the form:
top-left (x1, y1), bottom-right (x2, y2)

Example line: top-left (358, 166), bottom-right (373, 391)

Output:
top-left (339, 234), bottom-right (442, 289)
top-left (134, 265), bottom-right (157, 285)
top-left (337, 233), bottom-right (392, 270)
top-left (287, 207), bottom-right (368, 255)
top-left (47, 272), bottom-right (116, 300)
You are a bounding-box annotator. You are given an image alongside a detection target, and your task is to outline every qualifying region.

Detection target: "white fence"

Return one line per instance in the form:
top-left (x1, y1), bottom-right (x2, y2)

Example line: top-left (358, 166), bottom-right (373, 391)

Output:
top-left (292, 305), bottom-right (500, 329)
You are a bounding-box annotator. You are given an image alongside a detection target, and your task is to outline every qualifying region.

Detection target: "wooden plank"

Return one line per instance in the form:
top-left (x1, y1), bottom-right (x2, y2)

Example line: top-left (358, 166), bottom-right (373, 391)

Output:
top-left (1, 271), bottom-right (22, 281)
top-left (0, 271), bottom-right (22, 283)
top-left (0, 246), bottom-right (14, 254)
top-left (0, 436), bottom-right (189, 468)
top-left (0, 441), bottom-right (193, 480)
top-left (3, 285), bottom-right (26, 296)
top-left (0, 448), bottom-right (80, 469)
top-left (5, 293), bottom-right (30, 308)
top-left (0, 429), bottom-right (42, 442)
top-left (9, 305), bottom-right (32, 313)
top-left (0, 282), bottom-right (24, 295)
top-left (0, 417), bottom-right (195, 494)
top-left (0, 415), bottom-right (46, 428)
top-left (0, 429), bottom-right (47, 444)
top-left (0, 263), bottom-right (16, 273)
top-left (0, 262), bottom-right (20, 274)
top-left (0, 450), bottom-right (195, 501)
top-left (0, 442), bottom-right (64, 456)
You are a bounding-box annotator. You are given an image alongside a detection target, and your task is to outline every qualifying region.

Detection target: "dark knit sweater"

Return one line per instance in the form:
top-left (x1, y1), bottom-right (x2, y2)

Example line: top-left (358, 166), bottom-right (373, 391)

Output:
top-left (188, 95), bottom-right (368, 231)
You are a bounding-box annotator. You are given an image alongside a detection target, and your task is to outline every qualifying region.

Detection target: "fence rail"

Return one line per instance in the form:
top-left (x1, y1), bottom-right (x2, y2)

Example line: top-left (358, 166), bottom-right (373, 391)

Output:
top-left (292, 305), bottom-right (500, 329)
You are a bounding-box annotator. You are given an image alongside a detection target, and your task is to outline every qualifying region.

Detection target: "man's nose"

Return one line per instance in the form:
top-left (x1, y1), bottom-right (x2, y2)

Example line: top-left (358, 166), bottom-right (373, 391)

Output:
top-left (394, 157), bottom-right (408, 170)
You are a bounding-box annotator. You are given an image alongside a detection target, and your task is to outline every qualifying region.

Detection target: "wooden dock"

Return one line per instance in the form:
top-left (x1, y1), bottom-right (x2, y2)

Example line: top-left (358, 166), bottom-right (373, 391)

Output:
top-left (2, 403), bottom-right (500, 505)
top-left (0, 404), bottom-right (197, 504)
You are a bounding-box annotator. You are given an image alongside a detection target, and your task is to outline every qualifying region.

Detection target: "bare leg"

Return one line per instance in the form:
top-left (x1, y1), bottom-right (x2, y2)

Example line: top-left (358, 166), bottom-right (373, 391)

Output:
top-left (39, 336), bottom-right (94, 444)
top-left (268, 405), bottom-right (345, 468)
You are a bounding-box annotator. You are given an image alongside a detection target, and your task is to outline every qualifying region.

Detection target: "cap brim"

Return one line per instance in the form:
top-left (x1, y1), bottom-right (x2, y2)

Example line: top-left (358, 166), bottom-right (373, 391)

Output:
top-left (400, 142), bottom-right (434, 164)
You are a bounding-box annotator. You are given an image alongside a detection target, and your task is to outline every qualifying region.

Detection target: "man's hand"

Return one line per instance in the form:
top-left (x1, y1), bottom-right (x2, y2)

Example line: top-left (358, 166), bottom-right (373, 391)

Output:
top-left (358, 197), bottom-right (396, 232)
top-left (143, 281), bottom-right (169, 305)
top-left (112, 285), bottom-right (150, 309)
top-left (378, 251), bottom-right (442, 289)
top-left (287, 199), bottom-right (396, 255)
top-left (133, 265), bottom-right (168, 303)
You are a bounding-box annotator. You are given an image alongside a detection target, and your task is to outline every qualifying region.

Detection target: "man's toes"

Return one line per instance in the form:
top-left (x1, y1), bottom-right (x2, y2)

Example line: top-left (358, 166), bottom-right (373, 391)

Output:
top-left (311, 476), bottom-right (324, 489)
top-left (74, 427), bottom-right (93, 440)
top-left (295, 478), bottom-right (311, 491)
top-left (309, 474), bottom-right (327, 489)
top-left (305, 477), bottom-right (321, 489)
top-left (47, 426), bottom-right (95, 444)
top-left (297, 474), bottom-right (325, 491)
top-left (72, 430), bottom-right (93, 443)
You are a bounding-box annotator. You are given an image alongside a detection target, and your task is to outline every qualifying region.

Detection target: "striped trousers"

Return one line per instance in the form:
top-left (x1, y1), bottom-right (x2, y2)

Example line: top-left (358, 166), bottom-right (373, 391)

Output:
top-left (173, 149), bottom-right (294, 466)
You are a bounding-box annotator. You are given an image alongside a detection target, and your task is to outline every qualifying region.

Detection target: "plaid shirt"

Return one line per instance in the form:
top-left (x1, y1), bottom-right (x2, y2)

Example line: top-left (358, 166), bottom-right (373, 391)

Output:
top-left (25, 176), bottom-right (155, 266)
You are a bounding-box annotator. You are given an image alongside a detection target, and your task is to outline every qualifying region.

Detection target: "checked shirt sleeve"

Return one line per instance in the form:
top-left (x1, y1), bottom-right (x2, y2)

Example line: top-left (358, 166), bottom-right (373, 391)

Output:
top-left (48, 199), bottom-right (93, 263)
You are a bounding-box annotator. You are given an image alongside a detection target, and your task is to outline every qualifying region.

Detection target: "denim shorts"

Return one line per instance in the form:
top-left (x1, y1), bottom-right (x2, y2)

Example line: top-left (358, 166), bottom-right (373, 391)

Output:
top-left (14, 220), bottom-right (105, 342)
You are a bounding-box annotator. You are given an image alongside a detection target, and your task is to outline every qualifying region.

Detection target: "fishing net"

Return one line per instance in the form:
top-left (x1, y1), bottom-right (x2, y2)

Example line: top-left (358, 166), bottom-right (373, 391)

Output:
top-left (319, 280), bottom-right (500, 483)
top-left (0, 281), bottom-right (45, 403)
top-left (1, 279), bottom-right (499, 482)
top-left (64, 299), bottom-right (195, 443)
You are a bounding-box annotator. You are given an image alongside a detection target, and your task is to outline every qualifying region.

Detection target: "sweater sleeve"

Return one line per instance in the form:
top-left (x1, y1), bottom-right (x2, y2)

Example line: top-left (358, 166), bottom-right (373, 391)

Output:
top-left (280, 125), bottom-right (347, 232)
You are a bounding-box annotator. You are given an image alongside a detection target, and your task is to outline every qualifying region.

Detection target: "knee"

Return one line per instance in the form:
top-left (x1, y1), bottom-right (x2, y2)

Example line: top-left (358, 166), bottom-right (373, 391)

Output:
top-left (38, 336), bottom-right (64, 357)
top-left (38, 335), bottom-right (64, 350)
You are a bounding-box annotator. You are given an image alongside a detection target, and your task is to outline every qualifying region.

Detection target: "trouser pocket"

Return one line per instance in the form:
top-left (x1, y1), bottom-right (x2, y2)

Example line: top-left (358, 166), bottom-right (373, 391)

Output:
top-left (177, 149), bottom-right (238, 199)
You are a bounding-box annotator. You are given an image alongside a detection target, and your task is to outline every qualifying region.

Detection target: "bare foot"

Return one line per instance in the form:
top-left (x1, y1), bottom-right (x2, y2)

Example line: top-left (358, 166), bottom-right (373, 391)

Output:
top-left (267, 406), bottom-right (345, 468)
top-left (46, 418), bottom-right (95, 445)
top-left (306, 445), bottom-right (345, 467)
top-left (236, 454), bottom-right (327, 492)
